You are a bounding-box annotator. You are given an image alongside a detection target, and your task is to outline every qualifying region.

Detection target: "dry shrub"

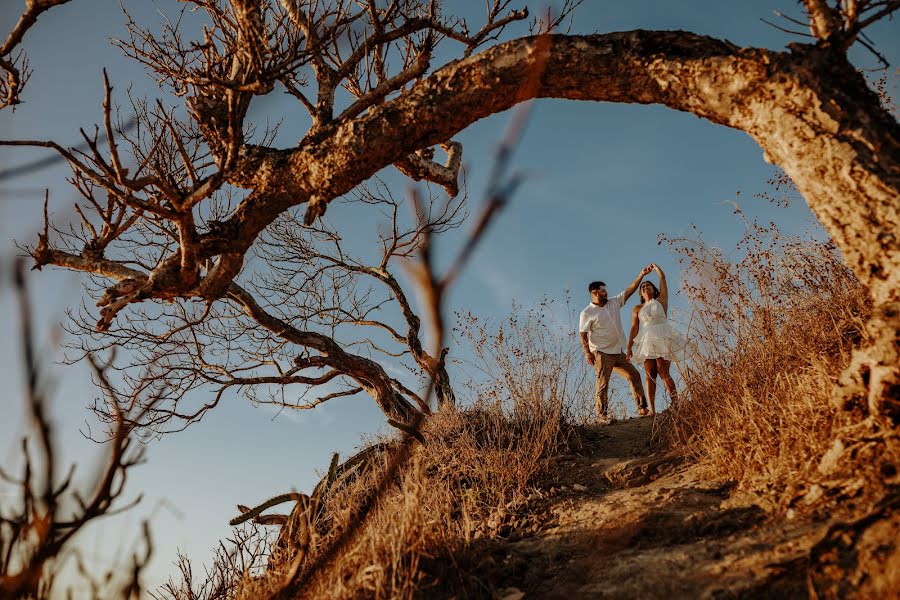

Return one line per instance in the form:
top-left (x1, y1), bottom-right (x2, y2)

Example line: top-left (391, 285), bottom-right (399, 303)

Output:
top-left (661, 213), bottom-right (870, 500)
top-left (153, 525), bottom-right (271, 600)
top-left (296, 306), bottom-right (576, 598)
top-left (454, 299), bottom-right (602, 423)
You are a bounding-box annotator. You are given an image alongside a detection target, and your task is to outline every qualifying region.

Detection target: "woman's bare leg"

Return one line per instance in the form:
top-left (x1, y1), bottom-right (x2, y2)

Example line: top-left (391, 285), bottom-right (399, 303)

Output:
top-left (643, 359), bottom-right (658, 415)
top-left (656, 357), bottom-right (678, 407)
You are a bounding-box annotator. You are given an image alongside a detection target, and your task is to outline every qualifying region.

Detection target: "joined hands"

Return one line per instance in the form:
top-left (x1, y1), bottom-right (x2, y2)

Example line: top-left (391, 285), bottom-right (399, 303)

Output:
top-left (642, 263), bottom-right (662, 276)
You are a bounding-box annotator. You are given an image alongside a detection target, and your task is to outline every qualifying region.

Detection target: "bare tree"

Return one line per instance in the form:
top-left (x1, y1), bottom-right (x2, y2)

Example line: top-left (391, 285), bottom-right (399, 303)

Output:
top-left (0, 0), bottom-right (897, 432)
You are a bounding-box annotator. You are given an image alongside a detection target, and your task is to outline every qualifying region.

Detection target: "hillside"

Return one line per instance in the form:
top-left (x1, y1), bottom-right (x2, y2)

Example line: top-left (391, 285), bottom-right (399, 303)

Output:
top-left (154, 406), bottom-right (897, 600)
top-left (472, 416), bottom-right (898, 599)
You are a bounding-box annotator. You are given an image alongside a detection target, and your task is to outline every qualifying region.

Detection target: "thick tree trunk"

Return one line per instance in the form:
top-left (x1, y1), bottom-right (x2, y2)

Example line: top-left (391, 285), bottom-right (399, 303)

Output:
top-left (220, 32), bottom-right (898, 421)
top-left (704, 44), bottom-right (898, 422)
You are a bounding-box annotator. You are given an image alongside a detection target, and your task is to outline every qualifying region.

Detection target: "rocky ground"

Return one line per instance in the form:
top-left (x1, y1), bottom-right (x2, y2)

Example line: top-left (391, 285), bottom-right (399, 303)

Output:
top-left (471, 416), bottom-right (898, 600)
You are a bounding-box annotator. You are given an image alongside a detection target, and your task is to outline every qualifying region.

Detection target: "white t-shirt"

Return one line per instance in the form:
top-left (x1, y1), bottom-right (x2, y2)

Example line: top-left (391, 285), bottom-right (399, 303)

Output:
top-left (579, 292), bottom-right (627, 354)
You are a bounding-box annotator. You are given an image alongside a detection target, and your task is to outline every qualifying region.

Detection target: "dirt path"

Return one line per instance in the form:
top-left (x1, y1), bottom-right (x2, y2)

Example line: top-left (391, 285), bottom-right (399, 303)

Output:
top-left (487, 417), bottom-right (835, 599)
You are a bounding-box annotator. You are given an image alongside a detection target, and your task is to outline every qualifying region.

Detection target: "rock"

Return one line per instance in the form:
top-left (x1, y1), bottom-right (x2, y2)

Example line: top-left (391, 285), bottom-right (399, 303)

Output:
top-left (803, 484), bottom-right (824, 505)
top-left (604, 454), bottom-right (683, 488)
top-left (572, 483), bottom-right (588, 492)
top-left (498, 587), bottom-right (525, 600)
top-left (818, 439), bottom-right (844, 475)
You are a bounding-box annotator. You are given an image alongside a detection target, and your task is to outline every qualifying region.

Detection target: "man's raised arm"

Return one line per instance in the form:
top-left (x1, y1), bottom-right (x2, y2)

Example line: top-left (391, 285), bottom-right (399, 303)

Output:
top-left (622, 265), bottom-right (653, 302)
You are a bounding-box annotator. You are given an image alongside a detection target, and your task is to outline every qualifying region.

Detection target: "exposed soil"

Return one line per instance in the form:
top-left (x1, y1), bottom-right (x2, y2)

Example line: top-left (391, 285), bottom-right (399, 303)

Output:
top-left (468, 416), bottom-right (898, 600)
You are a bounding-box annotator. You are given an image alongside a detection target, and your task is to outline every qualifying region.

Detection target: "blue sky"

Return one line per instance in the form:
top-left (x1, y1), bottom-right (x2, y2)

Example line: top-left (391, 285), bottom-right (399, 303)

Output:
top-left (1, 0), bottom-right (897, 593)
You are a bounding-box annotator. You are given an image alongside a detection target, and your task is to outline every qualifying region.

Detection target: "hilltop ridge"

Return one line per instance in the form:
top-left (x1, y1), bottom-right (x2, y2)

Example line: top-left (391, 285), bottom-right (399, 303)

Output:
top-left (472, 416), bottom-right (897, 599)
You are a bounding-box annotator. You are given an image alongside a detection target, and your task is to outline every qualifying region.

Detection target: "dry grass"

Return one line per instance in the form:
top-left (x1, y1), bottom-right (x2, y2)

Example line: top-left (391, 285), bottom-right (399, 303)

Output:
top-left (292, 306), bottom-right (575, 598)
top-left (660, 215), bottom-right (873, 503)
top-left (296, 407), bottom-right (561, 598)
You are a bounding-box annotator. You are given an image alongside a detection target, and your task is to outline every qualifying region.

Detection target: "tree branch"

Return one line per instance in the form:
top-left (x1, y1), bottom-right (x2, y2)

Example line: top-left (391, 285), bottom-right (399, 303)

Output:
top-left (226, 282), bottom-right (420, 423)
top-left (0, 0), bottom-right (73, 108)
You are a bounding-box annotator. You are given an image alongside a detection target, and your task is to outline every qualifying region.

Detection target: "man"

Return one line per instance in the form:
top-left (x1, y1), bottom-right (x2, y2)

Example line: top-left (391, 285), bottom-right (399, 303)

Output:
top-left (579, 266), bottom-right (652, 423)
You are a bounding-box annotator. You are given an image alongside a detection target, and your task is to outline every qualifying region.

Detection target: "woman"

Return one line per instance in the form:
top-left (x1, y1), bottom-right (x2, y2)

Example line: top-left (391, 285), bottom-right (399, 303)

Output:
top-left (626, 264), bottom-right (685, 415)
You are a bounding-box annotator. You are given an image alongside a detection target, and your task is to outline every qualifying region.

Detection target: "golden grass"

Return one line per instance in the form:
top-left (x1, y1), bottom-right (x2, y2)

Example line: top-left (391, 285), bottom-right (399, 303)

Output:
top-left (660, 217), bottom-right (873, 503)
top-left (300, 405), bottom-right (564, 598)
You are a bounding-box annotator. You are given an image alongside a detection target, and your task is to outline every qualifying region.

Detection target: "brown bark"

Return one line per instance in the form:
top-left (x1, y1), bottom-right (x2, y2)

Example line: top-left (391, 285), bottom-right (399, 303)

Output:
top-left (358, 266), bottom-right (456, 411)
top-left (0, 0), bottom-right (73, 109)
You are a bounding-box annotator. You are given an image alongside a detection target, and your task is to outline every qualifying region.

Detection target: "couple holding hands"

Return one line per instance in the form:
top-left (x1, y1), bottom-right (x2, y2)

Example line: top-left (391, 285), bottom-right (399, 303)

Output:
top-left (578, 264), bottom-right (686, 422)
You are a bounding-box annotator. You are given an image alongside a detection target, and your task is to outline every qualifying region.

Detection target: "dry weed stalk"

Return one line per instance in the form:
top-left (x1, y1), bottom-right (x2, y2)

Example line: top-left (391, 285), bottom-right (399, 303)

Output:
top-left (0, 260), bottom-right (156, 599)
top-left (454, 298), bottom-right (593, 425)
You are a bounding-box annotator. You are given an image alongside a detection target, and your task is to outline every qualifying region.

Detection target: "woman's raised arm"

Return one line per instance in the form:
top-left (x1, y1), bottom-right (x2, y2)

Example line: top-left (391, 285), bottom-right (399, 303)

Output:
top-left (654, 264), bottom-right (669, 313)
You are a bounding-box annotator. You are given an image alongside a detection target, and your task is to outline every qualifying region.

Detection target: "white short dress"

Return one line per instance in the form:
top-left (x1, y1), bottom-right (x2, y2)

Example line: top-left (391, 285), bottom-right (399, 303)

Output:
top-left (631, 299), bottom-right (688, 363)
